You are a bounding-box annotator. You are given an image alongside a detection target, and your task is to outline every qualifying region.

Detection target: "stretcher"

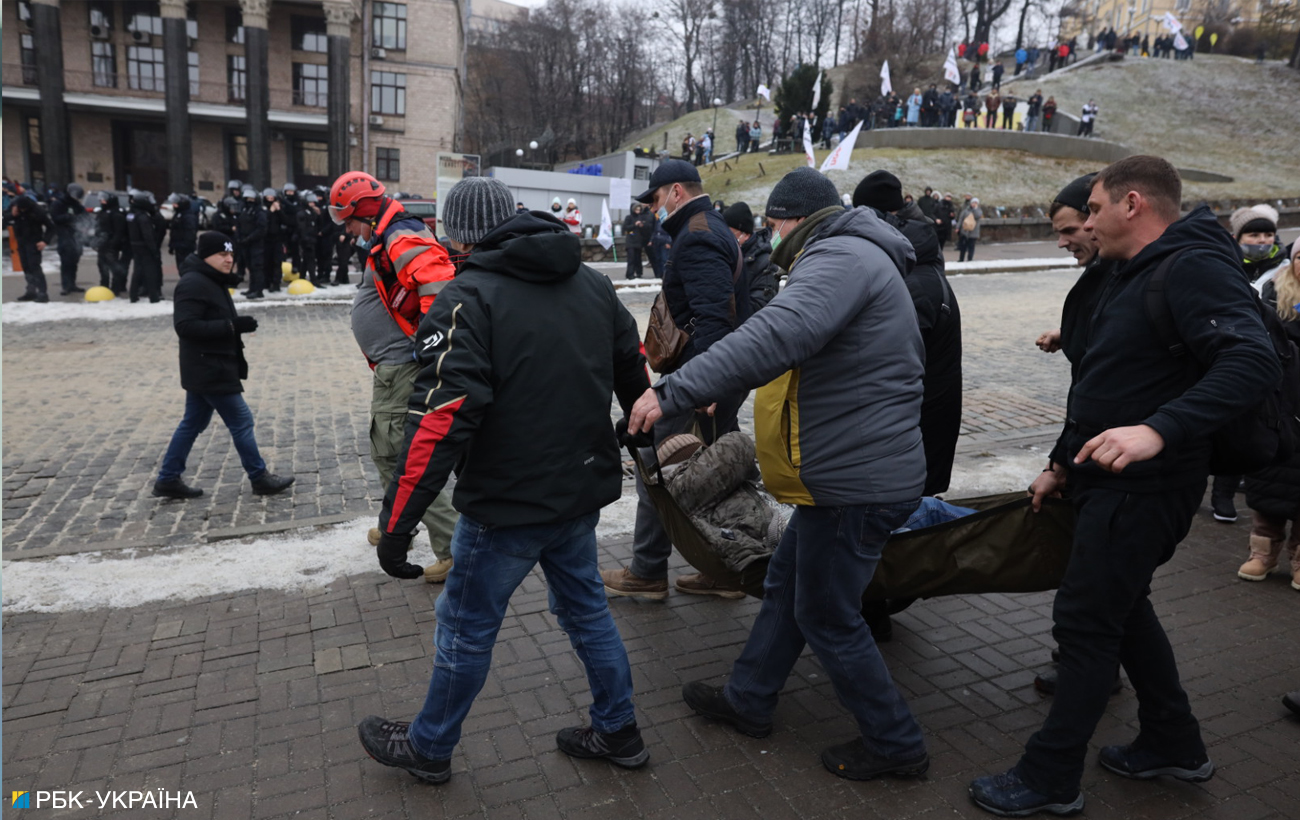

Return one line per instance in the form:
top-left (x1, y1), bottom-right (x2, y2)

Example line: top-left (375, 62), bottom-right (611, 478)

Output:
top-left (633, 448), bottom-right (1075, 603)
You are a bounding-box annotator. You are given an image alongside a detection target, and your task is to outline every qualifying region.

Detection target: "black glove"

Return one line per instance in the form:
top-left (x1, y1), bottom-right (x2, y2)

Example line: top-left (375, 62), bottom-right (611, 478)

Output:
top-left (376, 531), bottom-right (424, 579)
top-left (615, 416), bottom-right (654, 449)
top-left (234, 315), bottom-right (258, 334)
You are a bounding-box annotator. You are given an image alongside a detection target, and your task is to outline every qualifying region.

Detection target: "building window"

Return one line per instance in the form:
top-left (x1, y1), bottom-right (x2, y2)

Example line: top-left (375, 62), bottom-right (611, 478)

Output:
top-left (229, 134), bottom-right (250, 176)
top-left (124, 1), bottom-right (163, 36)
top-left (92, 42), bottom-right (118, 88)
top-left (227, 55), bottom-right (246, 102)
top-left (225, 6), bottom-right (245, 44)
top-left (20, 34), bottom-right (37, 85)
top-left (372, 3), bottom-right (407, 50)
top-left (293, 139), bottom-right (330, 183)
top-left (370, 71), bottom-right (406, 115)
top-left (292, 63), bottom-right (328, 107)
top-left (127, 45), bottom-right (164, 91)
top-left (376, 147), bottom-right (400, 181)
top-left (292, 15), bottom-right (328, 53)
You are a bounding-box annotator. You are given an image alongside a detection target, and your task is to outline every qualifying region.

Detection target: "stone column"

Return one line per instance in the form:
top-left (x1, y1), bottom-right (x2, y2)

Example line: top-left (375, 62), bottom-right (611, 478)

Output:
top-left (160, 0), bottom-right (192, 194)
top-left (30, 0), bottom-right (72, 188)
top-left (240, 0), bottom-right (271, 189)
top-left (323, 0), bottom-right (356, 180)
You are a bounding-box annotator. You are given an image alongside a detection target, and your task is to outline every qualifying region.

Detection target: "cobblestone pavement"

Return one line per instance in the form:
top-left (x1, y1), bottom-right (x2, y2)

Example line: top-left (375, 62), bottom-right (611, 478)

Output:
top-left (5, 265), bottom-right (1297, 819)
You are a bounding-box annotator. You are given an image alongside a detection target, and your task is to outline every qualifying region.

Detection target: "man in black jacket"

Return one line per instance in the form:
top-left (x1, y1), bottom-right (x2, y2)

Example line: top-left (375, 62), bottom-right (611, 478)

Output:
top-left (723, 201), bottom-right (777, 311)
top-left (49, 184), bottom-right (87, 295)
top-left (262, 188), bottom-right (284, 293)
top-left (297, 193), bottom-right (323, 285)
top-left (127, 190), bottom-right (167, 303)
top-left (970, 156), bottom-right (1279, 817)
top-left (237, 188), bottom-right (268, 298)
top-left (358, 177), bottom-right (652, 784)
top-left (154, 232), bottom-right (294, 500)
top-left (9, 194), bottom-right (53, 302)
top-left (167, 194), bottom-right (199, 273)
top-left (854, 171), bottom-right (963, 497)
top-left (603, 159), bottom-right (750, 600)
top-left (622, 203), bottom-right (650, 280)
top-left (95, 194), bottom-right (129, 293)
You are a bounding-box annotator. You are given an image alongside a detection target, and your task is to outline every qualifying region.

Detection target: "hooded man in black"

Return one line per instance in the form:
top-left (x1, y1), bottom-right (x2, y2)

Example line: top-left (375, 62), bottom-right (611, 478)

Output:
top-left (154, 231), bottom-right (294, 500)
top-left (970, 156), bottom-right (1279, 817)
top-left (9, 194), bottom-right (54, 302)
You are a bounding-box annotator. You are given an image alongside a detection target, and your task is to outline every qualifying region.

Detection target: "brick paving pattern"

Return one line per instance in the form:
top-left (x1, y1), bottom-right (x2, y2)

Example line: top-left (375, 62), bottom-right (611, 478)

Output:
top-left (6, 266), bottom-right (1297, 818)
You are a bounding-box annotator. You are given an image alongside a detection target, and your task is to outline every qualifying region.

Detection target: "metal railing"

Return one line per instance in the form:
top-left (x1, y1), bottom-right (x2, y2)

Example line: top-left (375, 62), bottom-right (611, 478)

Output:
top-left (4, 64), bottom-right (326, 112)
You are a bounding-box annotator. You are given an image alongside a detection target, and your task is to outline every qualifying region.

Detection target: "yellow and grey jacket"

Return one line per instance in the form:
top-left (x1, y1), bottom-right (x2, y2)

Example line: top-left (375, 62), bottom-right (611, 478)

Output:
top-left (654, 206), bottom-right (927, 506)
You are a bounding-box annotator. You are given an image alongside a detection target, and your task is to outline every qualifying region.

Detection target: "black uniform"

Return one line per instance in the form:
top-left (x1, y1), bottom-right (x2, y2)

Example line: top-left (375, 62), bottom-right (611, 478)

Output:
top-left (296, 205), bottom-right (321, 284)
top-left (280, 192), bottom-right (301, 273)
top-left (95, 196), bottom-right (129, 292)
top-left (263, 199), bottom-right (284, 292)
top-left (126, 200), bottom-right (167, 303)
top-left (48, 189), bottom-right (86, 293)
top-left (622, 209), bottom-right (650, 280)
top-left (8, 196), bottom-right (54, 300)
top-left (168, 201), bottom-right (200, 273)
top-left (236, 200), bottom-right (268, 297)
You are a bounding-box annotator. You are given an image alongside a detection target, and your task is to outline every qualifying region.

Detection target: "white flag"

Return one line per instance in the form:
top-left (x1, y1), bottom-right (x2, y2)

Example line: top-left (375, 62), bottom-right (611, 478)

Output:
top-left (597, 199), bottom-right (614, 250)
top-left (819, 120), bottom-right (864, 173)
top-left (803, 125), bottom-right (816, 168)
top-left (1174, 31), bottom-right (1189, 50)
top-left (757, 83), bottom-right (771, 101)
top-left (943, 48), bottom-right (962, 85)
top-left (811, 70), bottom-right (822, 112)
top-left (880, 60), bottom-right (892, 96)
top-left (1162, 11), bottom-right (1182, 31)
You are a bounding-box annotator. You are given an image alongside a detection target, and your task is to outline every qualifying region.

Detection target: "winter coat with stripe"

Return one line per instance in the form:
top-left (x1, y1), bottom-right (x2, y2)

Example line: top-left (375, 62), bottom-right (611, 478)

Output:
top-left (378, 212), bottom-right (650, 533)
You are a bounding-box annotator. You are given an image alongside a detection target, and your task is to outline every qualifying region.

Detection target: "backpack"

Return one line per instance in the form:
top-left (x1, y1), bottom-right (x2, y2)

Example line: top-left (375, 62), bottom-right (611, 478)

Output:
top-left (1146, 247), bottom-right (1300, 475)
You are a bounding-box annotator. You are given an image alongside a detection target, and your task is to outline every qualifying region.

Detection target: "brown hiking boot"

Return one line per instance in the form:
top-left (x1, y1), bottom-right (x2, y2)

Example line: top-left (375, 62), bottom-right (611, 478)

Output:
top-left (424, 558), bottom-right (453, 584)
top-left (601, 567), bottom-right (669, 601)
top-left (675, 572), bottom-right (745, 599)
top-left (1239, 534), bottom-right (1281, 581)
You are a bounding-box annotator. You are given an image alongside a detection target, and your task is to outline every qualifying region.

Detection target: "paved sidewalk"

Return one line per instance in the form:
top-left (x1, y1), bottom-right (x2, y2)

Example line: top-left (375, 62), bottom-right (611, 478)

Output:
top-left (3, 516), bottom-right (1297, 819)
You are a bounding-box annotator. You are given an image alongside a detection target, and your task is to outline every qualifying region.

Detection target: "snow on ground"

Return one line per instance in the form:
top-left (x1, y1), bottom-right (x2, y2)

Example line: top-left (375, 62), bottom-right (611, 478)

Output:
top-left (1, 452), bottom-right (1039, 613)
top-left (1, 284), bottom-right (359, 325)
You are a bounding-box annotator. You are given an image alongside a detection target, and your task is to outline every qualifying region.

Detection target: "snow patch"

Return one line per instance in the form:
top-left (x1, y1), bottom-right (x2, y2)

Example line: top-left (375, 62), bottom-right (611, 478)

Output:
top-left (946, 257), bottom-right (1076, 272)
top-left (2, 284), bottom-right (358, 325)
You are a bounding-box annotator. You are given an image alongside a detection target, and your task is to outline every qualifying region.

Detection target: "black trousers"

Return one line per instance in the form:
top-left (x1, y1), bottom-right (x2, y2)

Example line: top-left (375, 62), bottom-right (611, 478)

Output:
top-left (244, 245), bottom-right (265, 295)
top-left (129, 253), bottom-right (163, 302)
top-left (624, 245), bottom-right (643, 279)
top-left (1017, 481), bottom-right (1207, 798)
top-left (334, 241), bottom-right (353, 284)
top-left (301, 243), bottom-right (319, 283)
top-left (17, 240), bottom-right (47, 296)
top-left (56, 229), bottom-right (81, 291)
top-left (264, 238), bottom-right (282, 291)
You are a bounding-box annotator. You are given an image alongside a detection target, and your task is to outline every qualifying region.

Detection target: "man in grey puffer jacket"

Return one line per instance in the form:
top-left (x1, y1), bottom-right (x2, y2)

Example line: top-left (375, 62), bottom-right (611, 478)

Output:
top-left (629, 166), bottom-right (930, 780)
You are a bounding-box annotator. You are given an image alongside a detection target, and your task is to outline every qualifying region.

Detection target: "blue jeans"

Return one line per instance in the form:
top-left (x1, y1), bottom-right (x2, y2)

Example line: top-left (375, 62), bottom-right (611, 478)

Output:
top-left (724, 502), bottom-right (926, 759)
top-left (408, 512), bottom-right (637, 759)
top-left (158, 391), bottom-right (266, 481)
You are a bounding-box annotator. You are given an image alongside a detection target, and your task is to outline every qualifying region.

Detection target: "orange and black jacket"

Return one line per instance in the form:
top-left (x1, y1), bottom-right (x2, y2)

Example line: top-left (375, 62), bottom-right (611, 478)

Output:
top-left (379, 212), bottom-right (649, 533)
top-left (366, 198), bottom-right (455, 339)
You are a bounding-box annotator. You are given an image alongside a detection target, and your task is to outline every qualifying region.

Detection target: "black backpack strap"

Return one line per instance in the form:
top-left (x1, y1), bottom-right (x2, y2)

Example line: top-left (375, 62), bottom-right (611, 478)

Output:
top-left (1145, 249), bottom-right (1187, 358)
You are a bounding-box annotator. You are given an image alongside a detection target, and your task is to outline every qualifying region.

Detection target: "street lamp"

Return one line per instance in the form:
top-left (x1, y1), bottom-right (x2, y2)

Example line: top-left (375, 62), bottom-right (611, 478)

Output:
top-left (712, 97), bottom-right (723, 137)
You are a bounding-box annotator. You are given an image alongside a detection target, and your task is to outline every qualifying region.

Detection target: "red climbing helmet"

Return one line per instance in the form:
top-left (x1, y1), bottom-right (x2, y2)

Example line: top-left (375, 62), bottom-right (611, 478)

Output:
top-left (328, 171), bottom-right (386, 224)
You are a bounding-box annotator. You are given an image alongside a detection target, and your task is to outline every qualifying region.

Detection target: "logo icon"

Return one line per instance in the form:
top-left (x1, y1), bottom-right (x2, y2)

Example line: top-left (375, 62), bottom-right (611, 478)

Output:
top-left (13, 791), bottom-right (30, 808)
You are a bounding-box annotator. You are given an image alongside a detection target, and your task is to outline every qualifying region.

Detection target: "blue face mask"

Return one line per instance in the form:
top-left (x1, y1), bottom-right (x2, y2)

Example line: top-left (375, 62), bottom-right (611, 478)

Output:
top-left (657, 206), bottom-right (669, 222)
top-left (356, 236), bottom-right (372, 252)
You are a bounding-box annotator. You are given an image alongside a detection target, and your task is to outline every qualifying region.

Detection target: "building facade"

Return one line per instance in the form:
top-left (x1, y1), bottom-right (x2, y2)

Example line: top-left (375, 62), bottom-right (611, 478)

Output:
top-left (2, 0), bottom-right (465, 197)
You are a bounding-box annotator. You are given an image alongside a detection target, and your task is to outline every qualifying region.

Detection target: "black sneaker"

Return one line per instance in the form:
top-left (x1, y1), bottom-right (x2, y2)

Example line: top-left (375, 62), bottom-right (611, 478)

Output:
top-left (251, 473), bottom-right (295, 496)
top-left (1097, 744), bottom-right (1214, 782)
top-left (16, 292), bottom-right (36, 302)
top-left (152, 478), bottom-right (203, 499)
top-left (1284, 691), bottom-right (1300, 716)
top-left (969, 768), bottom-right (1084, 817)
top-left (555, 723), bottom-right (649, 769)
top-left (822, 738), bottom-right (929, 781)
top-left (357, 716), bottom-right (450, 784)
top-left (681, 681), bottom-right (772, 738)
top-left (1211, 495), bottom-right (1238, 523)
top-left (1033, 668), bottom-right (1122, 696)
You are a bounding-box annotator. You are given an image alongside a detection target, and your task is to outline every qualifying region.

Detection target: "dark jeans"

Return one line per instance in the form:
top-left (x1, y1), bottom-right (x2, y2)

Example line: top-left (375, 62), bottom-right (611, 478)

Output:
top-left (56, 230), bottom-right (81, 291)
top-left (629, 395), bottom-right (743, 580)
top-left (724, 502), bottom-right (925, 758)
top-left (97, 248), bottom-right (124, 289)
top-left (158, 391), bottom-right (268, 482)
top-left (624, 246), bottom-right (644, 279)
top-left (244, 245), bottom-right (265, 294)
top-left (1016, 481), bottom-right (1207, 798)
top-left (408, 512), bottom-right (636, 759)
top-left (958, 235), bottom-right (977, 261)
top-left (129, 253), bottom-right (163, 302)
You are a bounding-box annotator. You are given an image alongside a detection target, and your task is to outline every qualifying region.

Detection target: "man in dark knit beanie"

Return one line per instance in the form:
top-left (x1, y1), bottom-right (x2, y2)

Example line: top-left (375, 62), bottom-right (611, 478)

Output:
top-left (359, 175), bottom-right (655, 783)
top-left (628, 166), bottom-right (933, 781)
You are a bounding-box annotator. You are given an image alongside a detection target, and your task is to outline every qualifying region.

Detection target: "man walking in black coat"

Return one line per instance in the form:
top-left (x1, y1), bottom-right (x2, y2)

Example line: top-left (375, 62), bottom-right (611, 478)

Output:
top-left (153, 231), bottom-right (293, 500)
top-left (127, 190), bottom-right (167, 303)
top-left (49, 183), bottom-right (87, 295)
top-left (970, 156), bottom-right (1279, 816)
top-left (9, 194), bottom-right (54, 302)
top-left (622, 203), bottom-right (651, 280)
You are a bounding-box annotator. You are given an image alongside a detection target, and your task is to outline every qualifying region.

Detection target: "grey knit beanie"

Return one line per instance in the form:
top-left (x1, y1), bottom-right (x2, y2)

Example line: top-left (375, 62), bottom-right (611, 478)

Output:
top-left (765, 167), bottom-right (842, 219)
top-left (441, 176), bottom-right (515, 245)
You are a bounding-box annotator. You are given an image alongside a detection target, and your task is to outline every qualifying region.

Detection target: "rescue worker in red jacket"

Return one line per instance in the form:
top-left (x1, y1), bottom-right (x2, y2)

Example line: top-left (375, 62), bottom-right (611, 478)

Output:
top-left (329, 171), bottom-right (459, 582)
